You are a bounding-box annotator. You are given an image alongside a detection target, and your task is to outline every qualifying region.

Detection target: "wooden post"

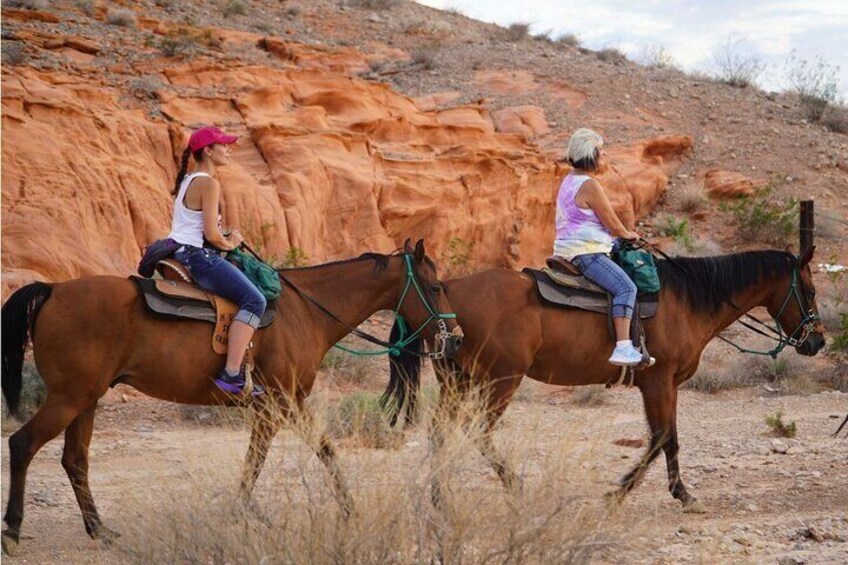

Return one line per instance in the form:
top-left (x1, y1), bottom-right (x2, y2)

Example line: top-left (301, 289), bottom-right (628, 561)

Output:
top-left (800, 200), bottom-right (814, 254)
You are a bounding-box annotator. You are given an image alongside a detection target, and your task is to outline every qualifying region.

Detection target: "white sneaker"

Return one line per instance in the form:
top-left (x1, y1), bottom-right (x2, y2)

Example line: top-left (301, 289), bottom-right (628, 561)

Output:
top-left (608, 343), bottom-right (643, 366)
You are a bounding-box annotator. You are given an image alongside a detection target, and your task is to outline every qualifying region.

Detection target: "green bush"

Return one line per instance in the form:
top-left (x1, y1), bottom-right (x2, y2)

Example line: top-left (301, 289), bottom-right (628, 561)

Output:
top-left (282, 246), bottom-right (309, 267)
top-left (723, 186), bottom-right (797, 245)
top-left (327, 392), bottom-right (403, 449)
top-left (765, 411), bottom-right (796, 438)
top-left (656, 215), bottom-right (693, 251)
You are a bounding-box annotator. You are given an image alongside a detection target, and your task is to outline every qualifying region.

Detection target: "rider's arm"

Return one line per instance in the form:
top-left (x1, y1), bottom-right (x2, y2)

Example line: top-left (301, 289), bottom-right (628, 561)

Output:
top-left (199, 177), bottom-right (239, 251)
top-left (577, 179), bottom-right (640, 240)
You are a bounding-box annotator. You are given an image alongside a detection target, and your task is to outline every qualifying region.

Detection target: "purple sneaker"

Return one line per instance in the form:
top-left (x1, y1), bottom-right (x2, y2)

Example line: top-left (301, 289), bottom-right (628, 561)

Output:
top-left (215, 368), bottom-right (265, 396)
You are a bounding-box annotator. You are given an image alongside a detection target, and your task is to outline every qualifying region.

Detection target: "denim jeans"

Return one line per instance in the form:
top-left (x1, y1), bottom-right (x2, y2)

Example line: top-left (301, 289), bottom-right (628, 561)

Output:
top-left (174, 246), bottom-right (267, 328)
top-left (571, 252), bottom-right (636, 319)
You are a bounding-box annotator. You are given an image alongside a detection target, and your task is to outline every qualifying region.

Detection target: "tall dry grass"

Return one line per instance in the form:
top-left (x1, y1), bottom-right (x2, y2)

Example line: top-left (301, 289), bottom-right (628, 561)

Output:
top-left (109, 385), bottom-right (635, 563)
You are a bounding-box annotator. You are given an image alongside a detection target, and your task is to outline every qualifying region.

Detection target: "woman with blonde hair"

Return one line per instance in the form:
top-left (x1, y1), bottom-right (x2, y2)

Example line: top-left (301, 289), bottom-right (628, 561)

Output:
top-left (553, 128), bottom-right (643, 366)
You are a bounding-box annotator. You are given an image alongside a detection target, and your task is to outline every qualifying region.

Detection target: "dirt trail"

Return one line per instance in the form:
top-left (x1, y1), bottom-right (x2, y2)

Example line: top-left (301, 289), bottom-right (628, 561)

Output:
top-left (2, 385), bottom-right (847, 563)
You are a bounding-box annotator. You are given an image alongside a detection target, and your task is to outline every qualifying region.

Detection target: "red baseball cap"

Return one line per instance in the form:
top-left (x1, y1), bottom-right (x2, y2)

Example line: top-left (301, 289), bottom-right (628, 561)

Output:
top-left (188, 126), bottom-right (238, 152)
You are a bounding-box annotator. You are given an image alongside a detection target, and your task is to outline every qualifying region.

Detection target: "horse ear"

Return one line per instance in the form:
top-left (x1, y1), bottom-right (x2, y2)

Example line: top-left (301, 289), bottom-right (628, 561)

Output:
top-left (414, 239), bottom-right (425, 263)
top-left (403, 238), bottom-right (412, 253)
top-left (799, 245), bottom-right (816, 267)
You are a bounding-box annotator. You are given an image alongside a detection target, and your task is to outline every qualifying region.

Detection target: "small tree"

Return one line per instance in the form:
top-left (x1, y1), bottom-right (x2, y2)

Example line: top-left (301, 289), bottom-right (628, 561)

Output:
top-left (711, 36), bottom-right (764, 88)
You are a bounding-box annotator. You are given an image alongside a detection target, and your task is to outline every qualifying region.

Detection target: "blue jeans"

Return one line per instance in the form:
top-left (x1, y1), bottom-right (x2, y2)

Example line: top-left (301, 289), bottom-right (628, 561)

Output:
top-left (571, 252), bottom-right (636, 319)
top-left (174, 246), bottom-right (267, 328)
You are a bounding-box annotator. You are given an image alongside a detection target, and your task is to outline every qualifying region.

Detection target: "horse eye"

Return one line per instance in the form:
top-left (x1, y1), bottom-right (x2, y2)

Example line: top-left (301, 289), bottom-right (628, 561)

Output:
top-left (430, 284), bottom-right (441, 294)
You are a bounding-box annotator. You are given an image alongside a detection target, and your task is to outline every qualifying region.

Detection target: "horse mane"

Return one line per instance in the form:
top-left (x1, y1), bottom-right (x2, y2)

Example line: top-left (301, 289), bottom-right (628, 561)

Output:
top-left (658, 250), bottom-right (795, 314)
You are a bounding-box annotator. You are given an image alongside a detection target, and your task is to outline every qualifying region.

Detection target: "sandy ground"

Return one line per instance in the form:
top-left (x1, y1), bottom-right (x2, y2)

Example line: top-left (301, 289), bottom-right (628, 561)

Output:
top-left (2, 377), bottom-right (847, 564)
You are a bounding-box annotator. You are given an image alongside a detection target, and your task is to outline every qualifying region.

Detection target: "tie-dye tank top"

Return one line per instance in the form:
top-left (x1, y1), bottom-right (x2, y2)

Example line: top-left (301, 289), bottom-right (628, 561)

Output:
top-left (552, 174), bottom-right (614, 260)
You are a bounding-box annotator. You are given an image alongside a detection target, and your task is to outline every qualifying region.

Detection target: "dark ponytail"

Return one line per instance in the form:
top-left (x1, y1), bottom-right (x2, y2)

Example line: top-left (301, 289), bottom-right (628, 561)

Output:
top-left (172, 147), bottom-right (192, 196)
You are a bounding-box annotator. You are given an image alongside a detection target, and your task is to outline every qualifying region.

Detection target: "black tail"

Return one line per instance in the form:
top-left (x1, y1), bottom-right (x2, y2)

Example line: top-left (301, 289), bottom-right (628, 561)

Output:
top-left (834, 414), bottom-right (848, 438)
top-left (2, 282), bottom-right (53, 417)
top-left (380, 318), bottom-right (423, 427)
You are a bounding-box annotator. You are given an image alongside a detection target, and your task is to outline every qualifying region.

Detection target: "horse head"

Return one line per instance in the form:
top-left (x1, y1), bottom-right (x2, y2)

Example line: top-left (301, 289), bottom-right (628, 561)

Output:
top-left (769, 246), bottom-right (825, 356)
top-left (397, 238), bottom-right (463, 359)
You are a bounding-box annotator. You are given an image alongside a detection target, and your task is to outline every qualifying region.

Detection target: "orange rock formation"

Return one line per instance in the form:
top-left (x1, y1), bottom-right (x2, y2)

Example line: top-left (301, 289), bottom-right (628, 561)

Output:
top-left (2, 39), bottom-right (693, 295)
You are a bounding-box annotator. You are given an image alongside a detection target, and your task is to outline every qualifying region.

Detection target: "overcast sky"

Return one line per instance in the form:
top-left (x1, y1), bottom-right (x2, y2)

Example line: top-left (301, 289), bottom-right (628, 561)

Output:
top-left (416, 0), bottom-right (848, 98)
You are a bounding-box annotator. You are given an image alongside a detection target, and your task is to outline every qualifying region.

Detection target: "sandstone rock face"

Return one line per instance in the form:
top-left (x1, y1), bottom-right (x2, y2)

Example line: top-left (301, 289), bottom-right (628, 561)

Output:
top-left (2, 49), bottom-right (692, 296)
top-left (703, 169), bottom-right (767, 198)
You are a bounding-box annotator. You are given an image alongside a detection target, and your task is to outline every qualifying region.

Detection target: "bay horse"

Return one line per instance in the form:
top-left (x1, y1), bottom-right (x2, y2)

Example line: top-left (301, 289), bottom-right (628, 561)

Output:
top-left (1, 239), bottom-right (462, 556)
top-left (383, 247), bottom-right (825, 512)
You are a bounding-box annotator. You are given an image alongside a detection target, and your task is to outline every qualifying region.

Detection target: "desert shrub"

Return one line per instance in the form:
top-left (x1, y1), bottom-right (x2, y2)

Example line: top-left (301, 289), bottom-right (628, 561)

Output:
top-left (677, 181), bottom-right (706, 213)
top-left (765, 410), bottom-right (796, 438)
top-left (555, 33), bottom-right (581, 48)
top-left (571, 385), bottom-right (606, 406)
top-left (820, 104), bottom-right (848, 134)
top-left (596, 46), bottom-right (627, 64)
top-left (285, 5), bottom-right (301, 17)
top-left (446, 236), bottom-right (474, 274)
top-left (723, 185), bottom-right (797, 245)
top-left (411, 45), bottom-right (438, 70)
top-left (1, 361), bottom-right (46, 425)
top-left (74, 0), bottom-right (94, 16)
top-left (532, 29), bottom-right (553, 42)
top-left (785, 51), bottom-right (842, 123)
top-left (1, 41), bottom-right (26, 66)
top-left (504, 22), bottom-right (530, 42)
top-left (711, 36), bottom-right (765, 88)
top-left (106, 8), bottom-right (137, 27)
top-left (321, 348), bottom-right (371, 385)
top-left (3, 0), bottom-right (48, 9)
top-left (327, 391), bottom-right (403, 448)
top-left (281, 246), bottom-right (309, 267)
top-left (221, 0), bottom-right (247, 17)
top-left (127, 76), bottom-right (163, 99)
top-left (637, 44), bottom-right (678, 69)
top-left (158, 29), bottom-right (198, 57)
top-left (347, 0), bottom-right (400, 9)
top-left (683, 366), bottom-right (759, 394)
top-left (664, 236), bottom-right (722, 258)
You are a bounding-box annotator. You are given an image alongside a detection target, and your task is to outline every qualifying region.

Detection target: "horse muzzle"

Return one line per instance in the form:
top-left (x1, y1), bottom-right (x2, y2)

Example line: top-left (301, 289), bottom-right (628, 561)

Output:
top-left (445, 326), bottom-right (464, 358)
top-left (797, 333), bottom-right (825, 356)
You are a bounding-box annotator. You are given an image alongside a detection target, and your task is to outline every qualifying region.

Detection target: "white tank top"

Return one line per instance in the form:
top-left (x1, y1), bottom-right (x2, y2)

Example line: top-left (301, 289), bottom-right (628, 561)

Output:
top-left (167, 172), bottom-right (217, 248)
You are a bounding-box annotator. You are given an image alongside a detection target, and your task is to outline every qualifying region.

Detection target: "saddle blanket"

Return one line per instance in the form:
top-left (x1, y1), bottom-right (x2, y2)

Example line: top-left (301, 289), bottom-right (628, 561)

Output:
top-left (522, 268), bottom-right (658, 319)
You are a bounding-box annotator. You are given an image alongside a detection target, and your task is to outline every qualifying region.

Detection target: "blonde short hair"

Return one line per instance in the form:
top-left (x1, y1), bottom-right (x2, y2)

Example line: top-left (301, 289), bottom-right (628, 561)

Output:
top-left (567, 128), bottom-right (603, 169)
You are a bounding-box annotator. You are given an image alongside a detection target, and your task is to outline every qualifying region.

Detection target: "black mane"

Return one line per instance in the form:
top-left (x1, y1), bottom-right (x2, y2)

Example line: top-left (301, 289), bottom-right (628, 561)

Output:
top-left (658, 250), bottom-right (794, 313)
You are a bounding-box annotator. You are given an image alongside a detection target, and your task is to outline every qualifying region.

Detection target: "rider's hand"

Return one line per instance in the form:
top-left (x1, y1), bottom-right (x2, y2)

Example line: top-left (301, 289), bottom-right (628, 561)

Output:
top-left (621, 230), bottom-right (641, 242)
top-left (227, 229), bottom-right (244, 248)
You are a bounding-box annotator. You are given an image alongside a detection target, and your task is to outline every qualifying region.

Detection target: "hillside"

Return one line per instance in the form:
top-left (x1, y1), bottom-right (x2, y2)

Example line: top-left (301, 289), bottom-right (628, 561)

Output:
top-left (2, 0), bottom-right (847, 294)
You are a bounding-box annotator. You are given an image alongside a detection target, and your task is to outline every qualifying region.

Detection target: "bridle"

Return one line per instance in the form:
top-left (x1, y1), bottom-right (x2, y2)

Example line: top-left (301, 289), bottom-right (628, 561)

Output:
top-left (277, 252), bottom-right (458, 360)
top-left (717, 260), bottom-right (822, 358)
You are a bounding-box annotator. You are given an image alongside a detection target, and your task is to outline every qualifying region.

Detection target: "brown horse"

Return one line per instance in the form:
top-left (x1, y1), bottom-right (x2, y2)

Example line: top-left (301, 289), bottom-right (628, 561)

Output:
top-left (383, 247), bottom-right (825, 512)
top-left (1, 240), bottom-right (462, 556)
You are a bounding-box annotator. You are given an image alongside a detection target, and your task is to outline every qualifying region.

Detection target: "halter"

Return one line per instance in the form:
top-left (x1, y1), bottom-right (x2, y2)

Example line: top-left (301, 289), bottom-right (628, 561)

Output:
top-left (717, 260), bottom-right (822, 358)
top-left (278, 253), bottom-right (457, 360)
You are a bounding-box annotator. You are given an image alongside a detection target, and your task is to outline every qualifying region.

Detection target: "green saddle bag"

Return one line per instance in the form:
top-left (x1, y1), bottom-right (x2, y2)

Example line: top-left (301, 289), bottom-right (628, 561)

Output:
top-left (613, 246), bottom-right (661, 294)
top-left (227, 248), bottom-right (282, 301)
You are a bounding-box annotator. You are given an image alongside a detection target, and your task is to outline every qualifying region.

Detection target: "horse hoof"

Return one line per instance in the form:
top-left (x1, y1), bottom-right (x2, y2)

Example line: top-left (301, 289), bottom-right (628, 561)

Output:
top-left (2, 531), bottom-right (19, 556)
top-left (683, 499), bottom-right (707, 514)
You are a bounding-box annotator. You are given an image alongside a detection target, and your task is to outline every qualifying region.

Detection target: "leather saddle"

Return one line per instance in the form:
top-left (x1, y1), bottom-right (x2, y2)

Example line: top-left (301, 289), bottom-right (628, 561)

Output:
top-left (131, 259), bottom-right (275, 355)
top-left (522, 256), bottom-right (658, 319)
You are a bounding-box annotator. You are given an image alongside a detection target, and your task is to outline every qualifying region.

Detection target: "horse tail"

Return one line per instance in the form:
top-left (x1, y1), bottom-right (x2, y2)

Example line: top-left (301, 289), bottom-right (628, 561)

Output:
top-left (2, 282), bottom-right (53, 417)
top-left (380, 318), bottom-right (422, 427)
top-left (834, 414), bottom-right (848, 438)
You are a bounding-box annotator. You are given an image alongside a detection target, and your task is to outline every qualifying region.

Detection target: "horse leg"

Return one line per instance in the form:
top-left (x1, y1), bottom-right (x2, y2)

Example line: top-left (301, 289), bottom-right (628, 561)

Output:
top-left (61, 402), bottom-right (119, 543)
top-left (660, 383), bottom-right (704, 513)
top-left (477, 376), bottom-right (524, 494)
top-left (239, 399), bottom-right (285, 505)
top-left (607, 375), bottom-right (676, 506)
top-left (3, 396), bottom-right (83, 555)
top-left (315, 433), bottom-right (354, 519)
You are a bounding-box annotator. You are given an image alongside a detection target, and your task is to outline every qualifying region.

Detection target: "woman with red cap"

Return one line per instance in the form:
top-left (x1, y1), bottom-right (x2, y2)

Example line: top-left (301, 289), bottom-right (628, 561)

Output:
top-left (167, 125), bottom-right (266, 395)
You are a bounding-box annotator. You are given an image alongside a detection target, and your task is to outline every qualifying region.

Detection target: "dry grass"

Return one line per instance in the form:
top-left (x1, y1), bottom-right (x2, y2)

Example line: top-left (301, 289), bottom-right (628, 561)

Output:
top-left (683, 350), bottom-right (820, 395)
top-left (504, 23), bottom-right (530, 42)
top-left (821, 105), bottom-right (848, 134)
top-left (596, 47), bottom-right (627, 65)
top-left (411, 45), bottom-right (438, 70)
top-left (677, 181), bottom-right (706, 213)
top-left (571, 385), bottom-right (608, 406)
top-left (105, 8), bottom-right (137, 27)
top-left (110, 393), bottom-right (632, 563)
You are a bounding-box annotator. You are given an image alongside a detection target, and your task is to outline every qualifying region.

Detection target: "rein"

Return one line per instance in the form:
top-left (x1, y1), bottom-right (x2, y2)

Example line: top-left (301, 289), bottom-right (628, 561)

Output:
top-left (644, 241), bottom-right (820, 358)
top-left (274, 252), bottom-right (456, 360)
